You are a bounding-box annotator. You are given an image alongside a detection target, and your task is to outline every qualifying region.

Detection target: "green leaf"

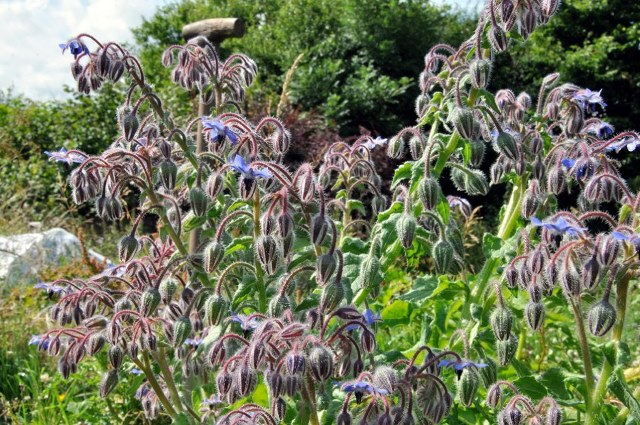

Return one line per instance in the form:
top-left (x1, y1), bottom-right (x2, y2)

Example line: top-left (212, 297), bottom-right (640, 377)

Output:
top-left (391, 161), bottom-right (413, 188)
top-left (381, 300), bottom-right (411, 326)
top-left (174, 413), bottom-right (190, 425)
top-left (183, 213), bottom-right (207, 232)
top-left (479, 88), bottom-right (500, 113)
top-left (295, 296), bottom-right (319, 312)
top-left (399, 275), bottom-right (438, 303)
top-left (608, 368), bottom-right (640, 422)
top-left (482, 233), bottom-right (502, 260)
top-left (436, 197), bottom-right (450, 224)
top-left (540, 368), bottom-right (571, 401)
top-left (513, 376), bottom-right (548, 399)
top-left (346, 199), bottom-right (366, 216)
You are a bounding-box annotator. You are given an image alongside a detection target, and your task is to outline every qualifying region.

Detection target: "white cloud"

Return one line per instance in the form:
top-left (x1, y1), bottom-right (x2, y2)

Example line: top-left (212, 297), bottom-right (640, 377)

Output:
top-left (0, 0), bottom-right (168, 100)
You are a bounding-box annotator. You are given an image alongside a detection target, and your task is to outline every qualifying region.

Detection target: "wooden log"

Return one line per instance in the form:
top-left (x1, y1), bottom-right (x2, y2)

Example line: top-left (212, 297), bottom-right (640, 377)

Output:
top-left (182, 18), bottom-right (245, 42)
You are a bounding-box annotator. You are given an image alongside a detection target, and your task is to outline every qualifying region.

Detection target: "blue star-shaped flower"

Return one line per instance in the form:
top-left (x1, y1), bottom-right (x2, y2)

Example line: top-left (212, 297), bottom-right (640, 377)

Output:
top-left (573, 89), bottom-right (607, 113)
top-left (531, 217), bottom-right (586, 237)
top-left (346, 308), bottom-right (381, 331)
top-left (229, 155), bottom-right (272, 180)
top-left (586, 122), bottom-right (614, 139)
top-left (341, 380), bottom-right (389, 396)
top-left (29, 334), bottom-right (50, 351)
top-left (44, 147), bottom-right (85, 165)
top-left (34, 280), bottom-right (68, 296)
top-left (229, 312), bottom-right (261, 331)
top-left (438, 359), bottom-right (488, 371)
top-left (362, 137), bottom-right (388, 150)
top-left (604, 136), bottom-right (640, 153)
top-left (200, 394), bottom-right (222, 408)
top-left (130, 368), bottom-right (144, 375)
top-left (184, 337), bottom-right (204, 347)
top-left (561, 158), bottom-right (592, 180)
top-left (202, 117), bottom-right (238, 145)
top-left (59, 40), bottom-right (90, 59)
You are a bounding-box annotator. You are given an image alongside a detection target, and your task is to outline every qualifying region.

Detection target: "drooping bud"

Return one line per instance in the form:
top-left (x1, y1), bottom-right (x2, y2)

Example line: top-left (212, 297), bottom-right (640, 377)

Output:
top-left (173, 316), bottom-right (192, 347)
top-left (204, 294), bottom-right (228, 326)
top-left (311, 214), bottom-right (328, 245)
top-left (140, 287), bottom-right (161, 316)
top-left (463, 168), bottom-right (489, 195)
top-left (432, 239), bottom-right (454, 274)
top-left (387, 136), bottom-right (405, 159)
top-left (506, 406), bottom-right (523, 425)
top-left (372, 195), bottom-right (387, 216)
top-left (274, 397), bottom-right (287, 421)
top-left (189, 186), bottom-right (209, 216)
top-left (158, 160), bottom-right (177, 191)
top-left (598, 234), bottom-right (620, 267)
top-left (469, 59), bottom-right (492, 89)
top-left (320, 280), bottom-right (344, 313)
top-left (99, 370), bottom-right (119, 398)
top-left (457, 367), bottom-right (480, 407)
top-left (560, 263), bottom-right (581, 298)
top-left (122, 110), bottom-right (139, 141)
top-left (360, 329), bottom-right (376, 353)
top-left (108, 345), bottom-right (124, 369)
top-left (546, 404), bottom-right (562, 425)
top-left (491, 307), bottom-right (513, 341)
top-left (587, 300), bottom-right (617, 337)
top-left (87, 333), bottom-right (106, 356)
top-left (525, 302), bottom-right (545, 331)
top-left (409, 135), bottom-right (424, 160)
top-left (118, 234), bottom-right (139, 262)
top-left (203, 241), bottom-right (225, 273)
top-left (495, 131), bottom-right (519, 161)
top-left (337, 411), bottom-right (352, 425)
top-left (316, 253), bottom-right (337, 286)
top-left (373, 366), bottom-right (397, 394)
top-left (418, 177), bottom-right (440, 210)
top-left (468, 140), bottom-right (486, 168)
top-left (309, 345), bottom-right (334, 382)
top-left (582, 254), bottom-right (600, 291)
top-left (450, 107), bottom-right (479, 140)
top-left (496, 332), bottom-right (518, 366)
top-left (268, 292), bottom-right (291, 317)
top-left (396, 214), bottom-right (417, 249)
top-left (159, 277), bottom-right (178, 303)
top-left (479, 358), bottom-right (497, 386)
top-left (206, 172), bottom-right (224, 199)
top-left (256, 235), bottom-right (280, 275)
top-left (547, 166), bottom-right (566, 195)
top-left (359, 256), bottom-right (380, 288)
top-left (486, 384), bottom-right (502, 408)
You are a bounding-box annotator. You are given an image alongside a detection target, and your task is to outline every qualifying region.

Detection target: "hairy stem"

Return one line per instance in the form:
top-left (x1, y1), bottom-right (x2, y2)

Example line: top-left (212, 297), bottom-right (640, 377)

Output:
top-left (133, 353), bottom-right (177, 418)
top-left (570, 299), bottom-right (594, 410)
top-left (253, 189), bottom-right (267, 313)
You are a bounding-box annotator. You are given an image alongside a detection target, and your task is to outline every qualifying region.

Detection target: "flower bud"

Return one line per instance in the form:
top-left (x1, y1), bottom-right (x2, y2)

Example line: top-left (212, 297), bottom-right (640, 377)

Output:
top-left (491, 307), bottom-right (513, 341)
top-left (468, 139), bottom-right (486, 168)
top-left (311, 214), bottom-right (329, 246)
top-left (205, 172), bottom-right (224, 199)
top-left (547, 166), bottom-right (566, 195)
top-left (507, 406), bottom-right (523, 425)
top-left (237, 365), bottom-right (257, 396)
top-left (598, 234), bottom-right (620, 267)
top-left (432, 239), bottom-right (454, 274)
top-left (359, 255), bottom-right (380, 288)
top-left (109, 60), bottom-right (124, 82)
top-left (159, 277), bottom-right (178, 304)
top-left (309, 345), bottom-right (334, 382)
top-left (99, 370), bottom-right (119, 398)
top-left (469, 59), bottom-right (492, 89)
top-left (108, 345), bottom-right (124, 369)
top-left (522, 189), bottom-right (540, 220)
top-left (173, 316), bottom-right (192, 347)
top-left (256, 235), bottom-right (280, 275)
top-left (560, 264), bottom-right (581, 298)
top-left (387, 136), bottom-right (405, 159)
top-left (284, 373), bottom-right (298, 397)
top-left (464, 169), bottom-right (489, 196)
top-left (268, 293), bottom-right (291, 317)
top-left (546, 404), bottom-right (562, 425)
top-left (495, 131), bottom-right (519, 161)
top-left (409, 135), bottom-right (424, 160)
top-left (457, 367), bottom-right (480, 407)
top-left (396, 214), bottom-right (417, 249)
top-left (140, 287), bottom-right (161, 316)
top-left (588, 300), bottom-right (616, 337)
top-left (203, 241), bottom-right (225, 273)
top-left (450, 107), bottom-right (479, 140)
top-left (118, 234), bottom-right (139, 262)
top-left (204, 294), bottom-right (228, 326)
top-left (418, 177), bottom-right (441, 210)
top-left (274, 397), bottom-right (286, 421)
top-left (337, 411), bottom-right (352, 425)
top-left (88, 333), bottom-right (106, 356)
top-left (582, 255), bottom-right (600, 291)
top-left (479, 358), bottom-right (497, 386)
top-left (490, 161), bottom-right (505, 184)
top-left (360, 329), bottom-right (376, 353)
top-left (352, 358), bottom-right (364, 377)
top-left (320, 280), bottom-right (344, 313)
top-left (158, 159), bottom-right (177, 191)
top-left (489, 26), bottom-right (509, 52)
top-left (373, 366), bottom-right (397, 394)
top-left (372, 196), bottom-right (387, 216)
top-left (316, 253), bottom-right (337, 285)
top-left (486, 384), bottom-right (502, 408)
top-left (496, 332), bottom-right (518, 366)
top-left (189, 186), bottom-right (209, 216)
top-left (525, 302), bottom-right (545, 331)
top-left (122, 110), bottom-right (139, 141)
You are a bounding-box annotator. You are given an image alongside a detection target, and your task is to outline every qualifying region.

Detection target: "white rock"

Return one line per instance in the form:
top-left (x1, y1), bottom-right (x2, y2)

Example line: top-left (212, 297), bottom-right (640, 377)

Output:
top-left (0, 228), bottom-right (82, 286)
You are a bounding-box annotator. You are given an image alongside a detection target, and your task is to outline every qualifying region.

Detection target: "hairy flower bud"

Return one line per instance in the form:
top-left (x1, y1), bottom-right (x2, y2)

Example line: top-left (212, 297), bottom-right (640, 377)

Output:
top-left (489, 25), bottom-right (509, 52)
top-left (204, 294), bottom-right (228, 326)
top-left (486, 384), bottom-right (502, 408)
top-left (479, 358), bottom-right (497, 386)
top-left (189, 186), bottom-right (209, 216)
top-left (396, 214), bottom-right (417, 249)
top-left (122, 110), bottom-right (139, 141)
top-left (418, 177), bottom-right (440, 210)
top-left (373, 366), bottom-right (397, 394)
top-left (361, 329), bottom-right (377, 353)
top-left (173, 316), bottom-right (192, 347)
top-left (108, 345), bottom-right (124, 369)
top-left (359, 255), bottom-right (380, 288)
top-left (547, 166), bottom-right (566, 195)
top-left (468, 139), bottom-right (486, 168)
top-left (99, 370), bottom-right (119, 398)
top-left (496, 332), bottom-right (518, 366)
top-left (469, 59), bottom-right (492, 89)
top-left (450, 107), bottom-right (479, 140)
top-left (560, 263), bottom-right (581, 298)
top-left (311, 214), bottom-right (328, 245)
top-left (140, 287), bottom-right (161, 316)
top-left (158, 160), bottom-right (178, 191)
top-left (525, 302), bottom-right (545, 331)
top-left (316, 253), bottom-right (337, 285)
top-left (495, 131), bottom-right (519, 161)
top-left (274, 397), bottom-right (286, 421)
top-left (588, 300), bottom-right (616, 337)
top-left (432, 239), bottom-right (454, 274)
top-left (457, 367), bottom-right (480, 407)
top-left (337, 410), bottom-right (352, 425)
top-left (256, 235), bottom-right (280, 275)
top-left (203, 241), bottom-right (225, 273)
top-left (582, 255), bottom-right (600, 291)
top-left (268, 292), bottom-right (291, 317)
top-left (491, 307), bottom-right (513, 341)
top-left (387, 136), bottom-right (405, 159)
top-left (159, 277), bottom-right (178, 304)
top-left (320, 280), bottom-right (344, 313)
top-left (372, 195), bottom-right (387, 216)
top-left (88, 333), bottom-right (106, 356)
top-left (546, 404), bottom-right (562, 425)
top-left (309, 345), bottom-right (334, 382)
top-left (598, 234), bottom-right (620, 267)
top-left (409, 135), bottom-right (424, 160)
top-left (118, 234), bottom-right (139, 262)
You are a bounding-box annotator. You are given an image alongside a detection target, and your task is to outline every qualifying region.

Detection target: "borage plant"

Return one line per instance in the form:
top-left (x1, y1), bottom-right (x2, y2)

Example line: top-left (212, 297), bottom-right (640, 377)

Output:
top-left (34, 0), bottom-right (638, 424)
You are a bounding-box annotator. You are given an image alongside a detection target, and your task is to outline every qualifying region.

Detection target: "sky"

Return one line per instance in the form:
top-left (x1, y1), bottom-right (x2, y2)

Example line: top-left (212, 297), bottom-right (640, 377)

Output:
top-left (0, 0), bottom-right (481, 101)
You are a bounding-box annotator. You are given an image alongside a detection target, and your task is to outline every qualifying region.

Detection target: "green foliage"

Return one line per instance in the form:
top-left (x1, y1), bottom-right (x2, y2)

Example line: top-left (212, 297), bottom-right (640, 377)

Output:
top-left (132, 0), bottom-right (473, 135)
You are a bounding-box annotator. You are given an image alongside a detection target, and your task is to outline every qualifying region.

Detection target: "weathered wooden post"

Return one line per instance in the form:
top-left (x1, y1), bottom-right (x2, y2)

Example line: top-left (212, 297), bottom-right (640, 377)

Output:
top-left (182, 18), bottom-right (245, 254)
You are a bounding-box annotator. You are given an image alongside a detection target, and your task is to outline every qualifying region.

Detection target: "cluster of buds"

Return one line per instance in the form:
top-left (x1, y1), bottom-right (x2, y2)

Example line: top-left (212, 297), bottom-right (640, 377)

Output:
top-left (487, 381), bottom-right (562, 425)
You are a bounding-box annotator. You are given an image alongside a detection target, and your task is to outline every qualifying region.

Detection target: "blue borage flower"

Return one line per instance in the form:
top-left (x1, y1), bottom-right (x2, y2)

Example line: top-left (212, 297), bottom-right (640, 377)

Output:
top-left (603, 135), bottom-right (640, 153)
top-left (229, 154), bottom-right (272, 180)
top-left (29, 334), bottom-right (50, 351)
top-left (202, 117), bottom-right (238, 145)
top-left (59, 40), bottom-right (90, 59)
top-left (44, 147), bottom-right (85, 165)
top-left (34, 280), bottom-right (68, 296)
top-left (346, 308), bottom-right (381, 331)
top-left (130, 368), bottom-right (144, 375)
top-left (586, 121), bottom-right (614, 139)
top-left (362, 136), bottom-right (388, 150)
top-left (184, 337), bottom-right (204, 347)
top-left (340, 380), bottom-right (389, 397)
top-left (200, 394), bottom-right (222, 409)
top-left (438, 359), bottom-right (488, 372)
top-left (561, 158), bottom-right (593, 180)
top-left (229, 312), bottom-right (261, 331)
top-left (447, 195), bottom-right (472, 217)
top-left (531, 217), bottom-right (587, 237)
top-left (572, 88), bottom-right (606, 113)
